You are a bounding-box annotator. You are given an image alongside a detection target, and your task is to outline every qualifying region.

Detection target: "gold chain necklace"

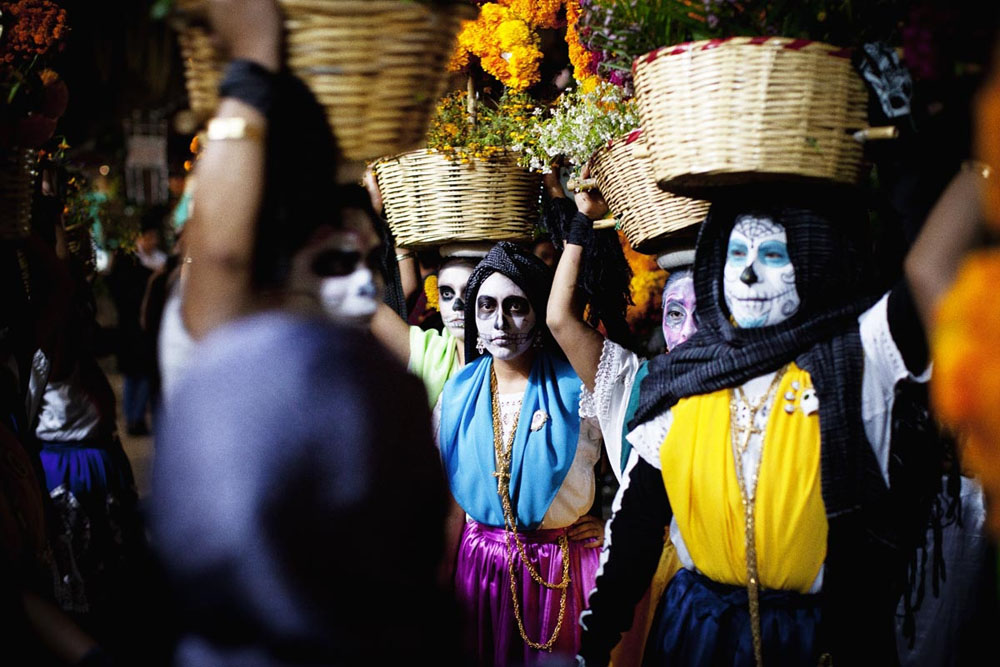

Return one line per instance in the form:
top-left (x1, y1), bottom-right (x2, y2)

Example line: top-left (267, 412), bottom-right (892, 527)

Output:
top-left (728, 364), bottom-right (789, 667)
top-left (490, 366), bottom-right (571, 652)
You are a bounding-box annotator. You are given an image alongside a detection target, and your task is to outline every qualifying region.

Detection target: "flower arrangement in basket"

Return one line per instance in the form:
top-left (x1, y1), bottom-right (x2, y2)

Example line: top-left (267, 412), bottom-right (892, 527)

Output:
top-left (572, 0), bottom-right (910, 194)
top-left (518, 78), bottom-right (707, 254)
top-left (372, 0), bottom-right (617, 247)
top-left (0, 0), bottom-right (70, 239)
top-left (374, 89), bottom-right (543, 248)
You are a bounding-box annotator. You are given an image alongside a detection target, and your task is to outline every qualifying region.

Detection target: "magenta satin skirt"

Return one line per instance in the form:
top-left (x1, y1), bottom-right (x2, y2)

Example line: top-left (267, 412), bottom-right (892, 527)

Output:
top-left (455, 520), bottom-right (601, 666)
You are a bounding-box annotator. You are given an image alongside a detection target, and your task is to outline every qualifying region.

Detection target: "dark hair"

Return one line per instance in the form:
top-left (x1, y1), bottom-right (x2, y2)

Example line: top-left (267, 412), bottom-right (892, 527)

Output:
top-left (251, 72), bottom-right (342, 290)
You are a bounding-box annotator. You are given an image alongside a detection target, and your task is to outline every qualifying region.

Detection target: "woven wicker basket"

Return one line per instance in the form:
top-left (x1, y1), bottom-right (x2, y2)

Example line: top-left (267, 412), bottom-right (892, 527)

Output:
top-left (633, 37), bottom-right (869, 195)
top-left (174, 0), bottom-right (472, 162)
top-left (0, 148), bottom-right (38, 241)
top-left (176, 22), bottom-right (223, 118)
top-left (374, 149), bottom-right (540, 247)
top-left (589, 129), bottom-right (709, 254)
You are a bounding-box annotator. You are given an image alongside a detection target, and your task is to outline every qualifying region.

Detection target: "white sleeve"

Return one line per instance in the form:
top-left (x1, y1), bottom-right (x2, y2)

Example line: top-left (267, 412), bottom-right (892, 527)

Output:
top-left (624, 409), bottom-right (673, 470)
top-left (859, 292), bottom-right (931, 486)
top-left (578, 339), bottom-right (642, 482)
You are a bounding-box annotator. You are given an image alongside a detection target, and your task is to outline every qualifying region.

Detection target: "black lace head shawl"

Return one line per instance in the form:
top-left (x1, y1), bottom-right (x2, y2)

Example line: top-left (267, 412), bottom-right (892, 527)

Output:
top-left (463, 241), bottom-right (555, 363)
top-left (631, 187), bottom-right (880, 429)
top-left (633, 186), bottom-right (911, 660)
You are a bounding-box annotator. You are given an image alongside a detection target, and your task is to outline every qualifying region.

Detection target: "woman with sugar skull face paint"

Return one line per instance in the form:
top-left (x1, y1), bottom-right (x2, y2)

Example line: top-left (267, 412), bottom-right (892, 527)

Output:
top-left (435, 242), bottom-right (604, 665)
top-left (371, 252), bottom-right (480, 406)
top-left (578, 191), bottom-right (936, 667)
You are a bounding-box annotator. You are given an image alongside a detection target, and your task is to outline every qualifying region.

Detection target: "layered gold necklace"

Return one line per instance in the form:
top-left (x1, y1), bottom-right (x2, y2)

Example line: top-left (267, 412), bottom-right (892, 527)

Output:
top-left (490, 366), bottom-right (571, 651)
top-left (728, 364), bottom-right (789, 667)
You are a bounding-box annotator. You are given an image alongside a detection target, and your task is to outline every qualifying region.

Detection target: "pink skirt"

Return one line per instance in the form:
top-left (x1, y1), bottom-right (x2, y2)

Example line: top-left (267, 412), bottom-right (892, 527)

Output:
top-left (455, 520), bottom-right (601, 666)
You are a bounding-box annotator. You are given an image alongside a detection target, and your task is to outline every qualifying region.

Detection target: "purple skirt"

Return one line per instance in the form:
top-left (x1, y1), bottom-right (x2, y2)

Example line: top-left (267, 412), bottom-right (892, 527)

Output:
top-left (455, 520), bottom-right (600, 666)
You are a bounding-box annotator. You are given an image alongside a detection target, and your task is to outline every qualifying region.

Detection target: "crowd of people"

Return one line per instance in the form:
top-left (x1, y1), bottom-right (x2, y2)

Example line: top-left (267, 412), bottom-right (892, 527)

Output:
top-left (2, 0), bottom-right (999, 665)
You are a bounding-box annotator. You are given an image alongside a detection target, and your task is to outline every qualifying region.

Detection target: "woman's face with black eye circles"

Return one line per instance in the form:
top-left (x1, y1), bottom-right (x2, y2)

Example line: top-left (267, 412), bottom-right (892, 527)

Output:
top-left (475, 272), bottom-right (536, 361)
top-left (437, 262), bottom-right (474, 342)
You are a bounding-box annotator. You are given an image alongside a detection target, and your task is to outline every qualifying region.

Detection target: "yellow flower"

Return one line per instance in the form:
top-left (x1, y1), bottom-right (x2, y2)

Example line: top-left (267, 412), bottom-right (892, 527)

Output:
top-left (424, 274), bottom-right (439, 311)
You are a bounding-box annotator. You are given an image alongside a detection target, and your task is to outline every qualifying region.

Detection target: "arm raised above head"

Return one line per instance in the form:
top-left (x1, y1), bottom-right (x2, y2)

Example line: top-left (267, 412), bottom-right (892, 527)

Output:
top-left (546, 170), bottom-right (611, 391)
top-left (182, 0), bottom-right (281, 339)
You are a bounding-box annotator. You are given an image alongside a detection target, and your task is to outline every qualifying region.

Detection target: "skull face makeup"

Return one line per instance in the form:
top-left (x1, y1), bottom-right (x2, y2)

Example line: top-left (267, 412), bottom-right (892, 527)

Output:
top-left (437, 262), bottom-right (474, 342)
top-left (311, 231), bottom-right (379, 326)
top-left (723, 215), bottom-right (800, 328)
top-left (661, 271), bottom-right (696, 351)
top-left (475, 272), bottom-right (537, 361)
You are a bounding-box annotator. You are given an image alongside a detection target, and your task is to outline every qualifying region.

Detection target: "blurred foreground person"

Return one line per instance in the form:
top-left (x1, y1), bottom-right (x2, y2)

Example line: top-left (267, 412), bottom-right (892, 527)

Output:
top-left (151, 2), bottom-right (458, 665)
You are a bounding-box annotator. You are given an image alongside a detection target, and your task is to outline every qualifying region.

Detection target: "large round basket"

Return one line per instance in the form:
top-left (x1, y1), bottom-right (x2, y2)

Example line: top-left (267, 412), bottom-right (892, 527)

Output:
top-left (633, 37), bottom-right (869, 196)
top-left (0, 148), bottom-right (38, 241)
top-left (374, 149), bottom-right (540, 248)
top-left (589, 129), bottom-right (709, 255)
top-left (174, 0), bottom-right (473, 163)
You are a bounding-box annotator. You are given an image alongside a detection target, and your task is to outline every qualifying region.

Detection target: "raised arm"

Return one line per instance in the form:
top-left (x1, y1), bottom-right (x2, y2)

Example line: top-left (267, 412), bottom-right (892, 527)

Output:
top-left (905, 164), bottom-right (987, 332)
top-left (371, 302), bottom-right (412, 365)
top-left (181, 0), bottom-right (281, 339)
top-left (545, 170), bottom-right (611, 391)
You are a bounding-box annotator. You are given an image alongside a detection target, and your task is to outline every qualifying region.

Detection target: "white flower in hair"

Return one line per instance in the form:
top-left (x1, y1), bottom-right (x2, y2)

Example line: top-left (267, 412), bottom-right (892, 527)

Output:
top-left (530, 410), bottom-right (549, 432)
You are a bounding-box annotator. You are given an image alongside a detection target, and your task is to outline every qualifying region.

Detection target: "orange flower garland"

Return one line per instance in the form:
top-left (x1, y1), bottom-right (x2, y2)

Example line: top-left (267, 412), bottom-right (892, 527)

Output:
top-left (565, 0), bottom-right (599, 93)
top-left (0, 0), bottom-right (69, 64)
top-left (499, 0), bottom-right (562, 29)
top-left (620, 232), bottom-right (666, 330)
top-left (448, 3), bottom-right (544, 92)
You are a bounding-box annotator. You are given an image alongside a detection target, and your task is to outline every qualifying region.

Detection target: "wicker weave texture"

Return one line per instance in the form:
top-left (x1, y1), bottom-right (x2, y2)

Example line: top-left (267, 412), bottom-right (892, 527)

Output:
top-left (633, 37), bottom-right (869, 194)
top-left (0, 149), bottom-right (38, 241)
top-left (177, 25), bottom-right (223, 117)
top-left (590, 130), bottom-right (709, 254)
top-left (175, 0), bottom-right (469, 162)
top-left (374, 150), bottom-right (541, 247)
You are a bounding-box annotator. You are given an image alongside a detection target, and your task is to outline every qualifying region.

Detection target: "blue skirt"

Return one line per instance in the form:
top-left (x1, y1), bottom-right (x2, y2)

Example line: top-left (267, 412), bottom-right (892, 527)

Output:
top-left (643, 568), bottom-right (822, 667)
top-left (39, 437), bottom-right (141, 616)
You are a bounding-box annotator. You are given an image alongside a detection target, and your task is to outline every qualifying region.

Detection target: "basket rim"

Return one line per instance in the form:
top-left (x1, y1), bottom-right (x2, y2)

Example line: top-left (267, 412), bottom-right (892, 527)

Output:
top-left (372, 146), bottom-right (527, 169)
top-left (632, 35), bottom-right (854, 75)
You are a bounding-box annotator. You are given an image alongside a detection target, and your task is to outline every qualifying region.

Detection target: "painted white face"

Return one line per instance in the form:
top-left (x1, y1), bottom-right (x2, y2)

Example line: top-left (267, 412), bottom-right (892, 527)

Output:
top-left (438, 263), bottom-right (474, 342)
top-left (723, 215), bottom-right (800, 328)
top-left (310, 230), bottom-right (379, 327)
top-left (475, 272), bottom-right (536, 361)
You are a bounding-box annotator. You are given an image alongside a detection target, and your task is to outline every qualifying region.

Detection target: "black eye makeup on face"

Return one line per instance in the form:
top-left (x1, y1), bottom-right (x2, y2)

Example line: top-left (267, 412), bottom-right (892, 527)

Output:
top-left (477, 296), bottom-right (497, 315)
top-left (440, 287), bottom-right (456, 300)
top-left (311, 249), bottom-right (361, 277)
top-left (502, 296), bottom-right (531, 316)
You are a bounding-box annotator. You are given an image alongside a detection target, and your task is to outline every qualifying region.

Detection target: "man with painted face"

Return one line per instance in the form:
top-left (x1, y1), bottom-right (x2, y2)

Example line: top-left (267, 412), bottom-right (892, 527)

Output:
top-left (436, 242), bottom-right (605, 665)
top-left (577, 189), bottom-right (932, 667)
top-left (151, 2), bottom-right (458, 664)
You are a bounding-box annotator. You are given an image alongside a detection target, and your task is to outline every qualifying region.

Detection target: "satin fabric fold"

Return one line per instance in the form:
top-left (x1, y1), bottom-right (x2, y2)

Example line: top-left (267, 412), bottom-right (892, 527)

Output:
top-left (455, 520), bottom-right (600, 666)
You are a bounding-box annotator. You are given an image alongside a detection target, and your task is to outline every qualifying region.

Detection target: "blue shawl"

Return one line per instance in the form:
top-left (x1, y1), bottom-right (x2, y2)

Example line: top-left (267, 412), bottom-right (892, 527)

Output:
top-left (439, 352), bottom-right (582, 530)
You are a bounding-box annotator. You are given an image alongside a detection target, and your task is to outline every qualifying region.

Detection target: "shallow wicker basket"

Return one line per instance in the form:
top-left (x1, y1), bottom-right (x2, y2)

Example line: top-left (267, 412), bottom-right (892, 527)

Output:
top-left (374, 149), bottom-right (540, 247)
top-left (633, 37), bottom-right (869, 195)
top-left (174, 0), bottom-right (472, 162)
top-left (0, 148), bottom-right (38, 241)
top-left (589, 129), bottom-right (709, 255)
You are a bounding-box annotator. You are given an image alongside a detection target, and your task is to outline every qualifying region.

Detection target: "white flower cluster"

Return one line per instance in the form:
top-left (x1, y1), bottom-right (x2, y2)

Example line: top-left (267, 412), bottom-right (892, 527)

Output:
top-left (517, 81), bottom-right (640, 176)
